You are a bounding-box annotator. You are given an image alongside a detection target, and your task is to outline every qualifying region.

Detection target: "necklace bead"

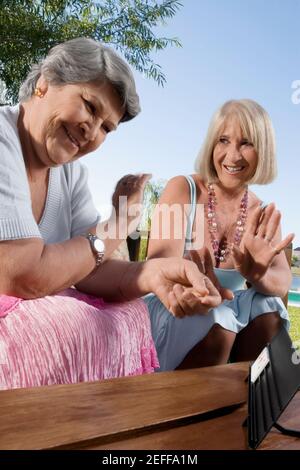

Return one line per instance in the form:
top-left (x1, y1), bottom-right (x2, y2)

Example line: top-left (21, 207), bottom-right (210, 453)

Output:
top-left (206, 183), bottom-right (248, 267)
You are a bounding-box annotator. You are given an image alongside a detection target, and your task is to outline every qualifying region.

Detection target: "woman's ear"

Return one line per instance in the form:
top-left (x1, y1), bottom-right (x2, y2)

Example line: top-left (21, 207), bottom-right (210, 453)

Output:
top-left (35, 75), bottom-right (49, 96)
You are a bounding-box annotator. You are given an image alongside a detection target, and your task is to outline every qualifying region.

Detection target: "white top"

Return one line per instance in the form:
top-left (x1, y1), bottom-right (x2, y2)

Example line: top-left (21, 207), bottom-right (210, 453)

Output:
top-left (0, 104), bottom-right (101, 244)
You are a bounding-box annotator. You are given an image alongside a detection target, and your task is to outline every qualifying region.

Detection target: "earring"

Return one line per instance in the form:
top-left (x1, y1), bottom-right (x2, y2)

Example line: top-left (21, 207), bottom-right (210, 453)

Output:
top-left (34, 87), bottom-right (44, 98)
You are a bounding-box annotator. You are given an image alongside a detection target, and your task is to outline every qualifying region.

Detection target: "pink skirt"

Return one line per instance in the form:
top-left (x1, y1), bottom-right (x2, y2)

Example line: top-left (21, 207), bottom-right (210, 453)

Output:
top-left (0, 288), bottom-right (159, 390)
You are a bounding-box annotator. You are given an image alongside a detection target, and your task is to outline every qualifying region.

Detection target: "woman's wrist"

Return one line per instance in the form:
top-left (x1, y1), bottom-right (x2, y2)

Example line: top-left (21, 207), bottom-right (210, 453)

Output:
top-left (119, 261), bottom-right (150, 300)
top-left (244, 267), bottom-right (267, 285)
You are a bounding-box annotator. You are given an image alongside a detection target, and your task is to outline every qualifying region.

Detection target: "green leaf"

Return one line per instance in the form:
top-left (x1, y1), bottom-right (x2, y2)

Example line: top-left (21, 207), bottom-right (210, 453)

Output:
top-left (0, 0), bottom-right (182, 103)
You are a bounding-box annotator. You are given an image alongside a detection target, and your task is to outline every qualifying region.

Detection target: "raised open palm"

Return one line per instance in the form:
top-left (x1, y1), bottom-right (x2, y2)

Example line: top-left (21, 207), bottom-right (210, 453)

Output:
top-left (232, 203), bottom-right (294, 282)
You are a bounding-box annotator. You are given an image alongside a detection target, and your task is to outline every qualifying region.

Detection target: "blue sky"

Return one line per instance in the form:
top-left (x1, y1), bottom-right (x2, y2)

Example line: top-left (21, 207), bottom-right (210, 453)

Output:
top-left (84, 0), bottom-right (300, 247)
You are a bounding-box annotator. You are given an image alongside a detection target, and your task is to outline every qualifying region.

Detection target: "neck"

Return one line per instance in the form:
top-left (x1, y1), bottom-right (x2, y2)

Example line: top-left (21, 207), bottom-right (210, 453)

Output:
top-left (18, 103), bottom-right (49, 182)
top-left (213, 182), bottom-right (247, 202)
top-left (206, 181), bottom-right (249, 268)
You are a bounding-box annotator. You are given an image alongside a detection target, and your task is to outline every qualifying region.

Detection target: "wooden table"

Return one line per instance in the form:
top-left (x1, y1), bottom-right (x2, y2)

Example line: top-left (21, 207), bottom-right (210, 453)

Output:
top-left (0, 362), bottom-right (299, 450)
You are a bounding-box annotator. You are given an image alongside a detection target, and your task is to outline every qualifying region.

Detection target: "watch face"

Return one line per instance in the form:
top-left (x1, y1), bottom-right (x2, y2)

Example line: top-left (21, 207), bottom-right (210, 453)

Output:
top-left (94, 238), bottom-right (105, 253)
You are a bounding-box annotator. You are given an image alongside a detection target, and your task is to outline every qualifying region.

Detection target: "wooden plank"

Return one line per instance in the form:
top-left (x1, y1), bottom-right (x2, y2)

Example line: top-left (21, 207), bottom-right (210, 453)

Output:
top-left (260, 392), bottom-right (300, 450)
top-left (85, 405), bottom-right (247, 450)
top-left (89, 392), bottom-right (300, 450)
top-left (88, 405), bottom-right (249, 450)
top-left (0, 362), bottom-right (248, 450)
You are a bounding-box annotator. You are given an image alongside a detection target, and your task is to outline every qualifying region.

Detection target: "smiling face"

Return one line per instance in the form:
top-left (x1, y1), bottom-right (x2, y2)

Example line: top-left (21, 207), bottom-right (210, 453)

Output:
top-left (25, 79), bottom-right (124, 168)
top-left (212, 116), bottom-right (258, 190)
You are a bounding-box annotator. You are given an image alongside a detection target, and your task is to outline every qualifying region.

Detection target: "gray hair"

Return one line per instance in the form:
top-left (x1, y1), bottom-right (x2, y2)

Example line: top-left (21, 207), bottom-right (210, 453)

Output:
top-left (19, 37), bottom-right (140, 122)
top-left (195, 99), bottom-right (277, 185)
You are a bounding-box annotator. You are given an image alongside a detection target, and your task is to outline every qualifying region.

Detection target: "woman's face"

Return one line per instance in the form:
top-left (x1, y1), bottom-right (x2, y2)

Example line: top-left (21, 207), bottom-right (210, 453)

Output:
top-left (28, 79), bottom-right (124, 167)
top-left (212, 117), bottom-right (258, 190)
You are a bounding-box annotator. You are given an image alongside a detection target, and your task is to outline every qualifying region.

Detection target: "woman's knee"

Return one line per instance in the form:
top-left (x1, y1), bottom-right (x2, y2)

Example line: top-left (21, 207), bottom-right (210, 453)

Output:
top-left (231, 312), bottom-right (284, 362)
top-left (204, 324), bottom-right (236, 350)
top-left (250, 311), bottom-right (282, 334)
top-left (190, 323), bottom-right (236, 358)
top-left (176, 324), bottom-right (236, 369)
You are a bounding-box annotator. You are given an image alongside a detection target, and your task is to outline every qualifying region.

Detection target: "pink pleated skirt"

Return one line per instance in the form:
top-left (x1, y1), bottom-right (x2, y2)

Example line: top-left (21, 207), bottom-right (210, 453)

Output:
top-left (0, 288), bottom-right (159, 390)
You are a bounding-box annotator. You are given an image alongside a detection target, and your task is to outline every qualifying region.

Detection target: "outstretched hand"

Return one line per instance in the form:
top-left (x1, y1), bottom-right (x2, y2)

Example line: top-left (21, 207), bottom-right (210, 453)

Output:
top-left (231, 203), bottom-right (294, 282)
top-left (150, 257), bottom-right (223, 318)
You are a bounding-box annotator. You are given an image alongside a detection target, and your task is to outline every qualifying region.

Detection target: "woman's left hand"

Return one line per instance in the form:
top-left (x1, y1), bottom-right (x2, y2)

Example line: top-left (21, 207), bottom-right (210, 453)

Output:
top-left (231, 203), bottom-right (294, 282)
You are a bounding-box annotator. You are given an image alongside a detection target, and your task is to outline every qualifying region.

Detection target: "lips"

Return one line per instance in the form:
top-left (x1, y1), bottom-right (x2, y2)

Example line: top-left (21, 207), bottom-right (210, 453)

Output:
top-left (223, 165), bottom-right (245, 174)
top-left (64, 126), bottom-right (80, 149)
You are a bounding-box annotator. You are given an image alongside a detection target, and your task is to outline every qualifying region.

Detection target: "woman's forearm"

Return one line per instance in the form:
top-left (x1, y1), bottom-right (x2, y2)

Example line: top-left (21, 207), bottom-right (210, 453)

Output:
top-left (248, 266), bottom-right (292, 298)
top-left (14, 237), bottom-right (96, 299)
top-left (74, 259), bottom-right (151, 301)
top-left (12, 216), bottom-right (130, 299)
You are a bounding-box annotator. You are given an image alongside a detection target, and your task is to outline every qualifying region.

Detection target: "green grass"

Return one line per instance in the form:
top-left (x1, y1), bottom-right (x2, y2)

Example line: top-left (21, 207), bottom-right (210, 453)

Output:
top-left (288, 305), bottom-right (300, 348)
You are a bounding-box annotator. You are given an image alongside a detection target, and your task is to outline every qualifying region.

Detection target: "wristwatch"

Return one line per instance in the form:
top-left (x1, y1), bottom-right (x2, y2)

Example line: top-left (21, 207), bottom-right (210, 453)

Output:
top-left (85, 233), bottom-right (105, 267)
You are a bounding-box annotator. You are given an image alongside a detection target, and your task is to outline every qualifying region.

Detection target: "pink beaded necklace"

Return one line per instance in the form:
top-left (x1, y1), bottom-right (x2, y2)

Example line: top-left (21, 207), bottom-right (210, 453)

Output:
top-left (206, 183), bottom-right (248, 267)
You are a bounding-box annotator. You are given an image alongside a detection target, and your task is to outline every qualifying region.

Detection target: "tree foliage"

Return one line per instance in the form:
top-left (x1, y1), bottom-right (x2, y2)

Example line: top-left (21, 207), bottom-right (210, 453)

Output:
top-left (0, 0), bottom-right (182, 103)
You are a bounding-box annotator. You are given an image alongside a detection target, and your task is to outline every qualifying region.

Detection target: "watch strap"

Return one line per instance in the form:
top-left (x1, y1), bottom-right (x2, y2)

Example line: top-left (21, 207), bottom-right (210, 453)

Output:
top-left (86, 233), bottom-right (105, 267)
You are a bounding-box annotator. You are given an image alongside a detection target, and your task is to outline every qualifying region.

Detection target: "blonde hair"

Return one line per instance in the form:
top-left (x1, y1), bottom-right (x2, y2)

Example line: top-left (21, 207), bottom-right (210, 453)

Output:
top-left (195, 99), bottom-right (277, 184)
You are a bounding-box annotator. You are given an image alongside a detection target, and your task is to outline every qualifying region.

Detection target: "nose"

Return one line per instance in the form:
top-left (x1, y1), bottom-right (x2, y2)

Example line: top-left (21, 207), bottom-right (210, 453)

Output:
top-left (79, 118), bottom-right (102, 142)
top-left (226, 143), bottom-right (242, 163)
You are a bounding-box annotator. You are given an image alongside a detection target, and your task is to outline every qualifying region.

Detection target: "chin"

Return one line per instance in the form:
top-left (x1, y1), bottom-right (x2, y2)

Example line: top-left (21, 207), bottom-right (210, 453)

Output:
top-left (47, 147), bottom-right (77, 166)
top-left (219, 177), bottom-right (245, 189)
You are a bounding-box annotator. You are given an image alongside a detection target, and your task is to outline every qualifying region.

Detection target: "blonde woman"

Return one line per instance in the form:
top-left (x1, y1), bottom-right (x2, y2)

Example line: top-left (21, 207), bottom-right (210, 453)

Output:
top-left (145, 99), bottom-right (294, 371)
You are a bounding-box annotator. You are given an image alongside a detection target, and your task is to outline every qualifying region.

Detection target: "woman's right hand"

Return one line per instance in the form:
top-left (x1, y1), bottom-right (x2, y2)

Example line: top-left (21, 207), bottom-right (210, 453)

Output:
top-left (143, 257), bottom-right (224, 318)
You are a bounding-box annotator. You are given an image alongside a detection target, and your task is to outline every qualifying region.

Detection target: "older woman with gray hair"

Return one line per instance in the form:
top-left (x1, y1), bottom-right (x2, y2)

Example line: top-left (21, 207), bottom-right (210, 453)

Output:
top-left (0, 37), bottom-right (221, 389)
top-left (146, 99), bottom-right (294, 371)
